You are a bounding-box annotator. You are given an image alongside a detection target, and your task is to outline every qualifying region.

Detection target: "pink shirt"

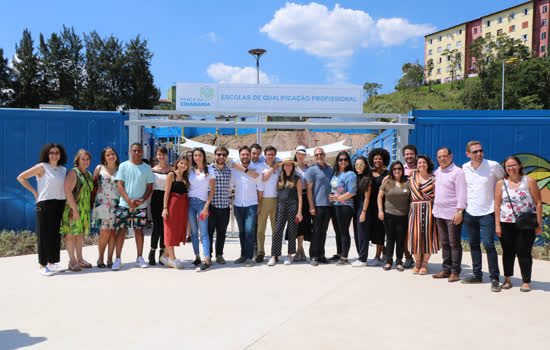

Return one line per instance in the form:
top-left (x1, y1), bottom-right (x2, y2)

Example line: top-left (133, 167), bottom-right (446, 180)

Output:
top-left (404, 163), bottom-right (416, 177)
top-left (433, 163), bottom-right (467, 220)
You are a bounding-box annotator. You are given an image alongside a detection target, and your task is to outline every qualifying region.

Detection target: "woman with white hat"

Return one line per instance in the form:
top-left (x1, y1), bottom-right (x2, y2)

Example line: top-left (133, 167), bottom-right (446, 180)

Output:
top-left (268, 157), bottom-right (303, 266)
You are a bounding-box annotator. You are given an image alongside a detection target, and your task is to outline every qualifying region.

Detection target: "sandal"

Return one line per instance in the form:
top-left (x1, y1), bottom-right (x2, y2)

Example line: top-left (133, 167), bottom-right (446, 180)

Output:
top-left (107, 261), bottom-right (113, 269)
top-left (396, 265), bottom-right (404, 272)
top-left (412, 262), bottom-right (421, 274)
top-left (68, 261), bottom-right (81, 272)
top-left (383, 264), bottom-right (391, 271)
top-left (501, 282), bottom-right (512, 290)
top-left (97, 261), bottom-right (106, 268)
top-left (78, 260), bottom-right (92, 269)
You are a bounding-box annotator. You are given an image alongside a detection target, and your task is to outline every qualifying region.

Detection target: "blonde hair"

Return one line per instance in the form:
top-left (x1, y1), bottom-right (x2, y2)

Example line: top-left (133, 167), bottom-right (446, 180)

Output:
top-left (466, 140), bottom-right (481, 153)
top-left (277, 164), bottom-right (298, 190)
top-left (74, 149), bottom-right (92, 167)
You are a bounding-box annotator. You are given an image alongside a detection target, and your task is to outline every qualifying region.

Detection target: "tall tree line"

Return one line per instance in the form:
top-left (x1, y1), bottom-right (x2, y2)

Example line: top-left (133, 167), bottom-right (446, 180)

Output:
top-left (0, 26), bottom-right (160, 110)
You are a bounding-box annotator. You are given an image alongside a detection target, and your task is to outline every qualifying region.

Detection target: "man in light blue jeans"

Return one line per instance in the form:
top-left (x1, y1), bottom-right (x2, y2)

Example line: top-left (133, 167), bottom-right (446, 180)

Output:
top-left (461, 141), bottom-right (504, 292)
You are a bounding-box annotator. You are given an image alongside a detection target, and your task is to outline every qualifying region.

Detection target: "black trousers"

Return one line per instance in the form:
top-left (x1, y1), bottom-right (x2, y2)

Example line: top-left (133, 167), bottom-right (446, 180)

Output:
top-left (297, 192), bottom-right (312, 241)
top-left (208, 205), bottom-right (230, 256)
top-left (333, 205), bottom-right (354, 258)
top-left (150, 190), bottom-right (165, 249)
top-left (383, 213), bottom-right (408, 266)
top-left (272, 200), bottom-right (298, 256)
top-left (36, 200), bottom-right (65, 266)
top-left (309, 206), bottom-right (331, 259)
top-left (500, 222), bottom-right (536, 283)
top-left (353, 200), bottom-right (373, 262)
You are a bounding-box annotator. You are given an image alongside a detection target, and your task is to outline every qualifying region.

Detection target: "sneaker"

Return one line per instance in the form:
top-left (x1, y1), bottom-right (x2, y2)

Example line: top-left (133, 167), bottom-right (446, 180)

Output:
top-left (136, 256), bottom-right (148, 268)
top-left (351, 260), bottom-right (367, 267)
top-left (318, 257), bottom-right (330, 264)
top-left (403, 258), bottom-right (415, 268)
top-left (310, 258), bottom-right (319, 266)
top-left (216, 255), bottom-right (226, 264)
top-left (245, 259), bottom-right (254, 267)
top-left (174, 259), bottom-right (185, 269)
top-left (329, 254), bottom-right (340, 262)
top-left (267, 257), bottom-right (277, 266)
top-left (196, 262), bottom-right (211, 272)
top-left (159, 256), bottom-right (170, 267)
top-left (234, 256), bottom-right (246, 264)
top-left (284, 257), bottom-right (292, 265)
top-left (461, 275), bottom-right (483, 284)
top-left (49, 263), bottom-right (66, 273)
top-left (336, 258), bottom-right (349, 266)
top-left (491, 280), bottom-right (501, 292)
top-left (255, 254), bottom-right (264, 263)
top-left (192, 258), bottom-right (201, 266)
top-left (112, 258), bottom-right (122, 271)
top-left (39, 267), bottom-right (55, 276)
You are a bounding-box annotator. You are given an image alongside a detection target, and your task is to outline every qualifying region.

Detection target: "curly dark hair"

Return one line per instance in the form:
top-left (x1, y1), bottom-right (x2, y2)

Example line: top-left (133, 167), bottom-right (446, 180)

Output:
top-left (416, 155), bottom-right (434, 173)
top-left (368, 148), bottom-right (390, 169)
top-left (38, 143), bottom-right (67, 166)
top-left (354, 156), bottom-right (373, 194)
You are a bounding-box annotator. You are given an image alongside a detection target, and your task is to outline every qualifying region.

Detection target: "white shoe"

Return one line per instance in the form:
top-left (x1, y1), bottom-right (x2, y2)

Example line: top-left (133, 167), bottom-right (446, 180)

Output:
top-left (159, 256), bottom-right (169, 266)
top-left (112, 258), bottom-right (122, 271)
top-left (48, 263), bottom-right (66, 273)
top-left (39, 267), bottom-right (55, 276)
top-left (136, 256), bottom-right (148, 268)
top-left (174, 259), bottom-right (185, 269)
top-left (267, 257), bottom-right (277, 266)
top-left (352, 260), bottom-right (367, 267)
top-left (284, 257), bottom-right (292, 265)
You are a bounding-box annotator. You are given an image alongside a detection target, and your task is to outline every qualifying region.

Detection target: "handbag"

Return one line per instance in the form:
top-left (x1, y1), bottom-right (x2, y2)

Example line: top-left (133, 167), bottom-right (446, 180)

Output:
top-left (503, 180), bottom-right (538, 230)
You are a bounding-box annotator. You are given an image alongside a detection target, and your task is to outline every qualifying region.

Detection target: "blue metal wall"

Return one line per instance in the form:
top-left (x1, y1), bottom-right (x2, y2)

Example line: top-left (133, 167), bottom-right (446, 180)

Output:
top-left (0, 109), bottom-right (128, 231)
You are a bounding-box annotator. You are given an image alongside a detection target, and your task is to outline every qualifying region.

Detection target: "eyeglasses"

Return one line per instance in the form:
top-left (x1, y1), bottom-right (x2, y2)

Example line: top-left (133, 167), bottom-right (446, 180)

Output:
top-left (49, 151), bottom-right (60, 155)
top-left (354, 163), bottom-right (365, 168)
top-left (392, 167), bottom-right (403, 171)
top-left (215, 153), bottom-right (227, 157)
top-left (505, 164), bottom-right (519, 169)
top-left (314, 153), bottom-right (325, 157)
top-left (471, 149), bottom-right (483, 154)
top-left (338, 158), bottom-right (349, 162)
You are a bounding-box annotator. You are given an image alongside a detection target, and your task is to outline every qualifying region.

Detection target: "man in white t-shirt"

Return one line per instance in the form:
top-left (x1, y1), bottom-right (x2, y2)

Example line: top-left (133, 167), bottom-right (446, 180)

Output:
top-left (255, 145), bottom-right (281, 263)
top-left (461, 140), bottom-right (504, 292)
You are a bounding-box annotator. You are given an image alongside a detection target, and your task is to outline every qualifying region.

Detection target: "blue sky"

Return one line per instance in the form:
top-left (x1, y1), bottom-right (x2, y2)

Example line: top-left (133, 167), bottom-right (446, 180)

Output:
top-left (0, 0), bottom-right (525, 97)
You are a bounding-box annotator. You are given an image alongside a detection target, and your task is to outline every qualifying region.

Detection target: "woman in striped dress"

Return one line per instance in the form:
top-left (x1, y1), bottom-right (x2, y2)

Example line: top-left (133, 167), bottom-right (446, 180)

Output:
top-left (407, 155), bottom-right (438, 275)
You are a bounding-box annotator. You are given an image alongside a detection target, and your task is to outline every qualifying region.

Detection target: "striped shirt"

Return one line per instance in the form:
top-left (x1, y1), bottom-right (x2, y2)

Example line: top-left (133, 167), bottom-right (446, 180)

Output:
top-left (211, 164), bottom-right (232, 208)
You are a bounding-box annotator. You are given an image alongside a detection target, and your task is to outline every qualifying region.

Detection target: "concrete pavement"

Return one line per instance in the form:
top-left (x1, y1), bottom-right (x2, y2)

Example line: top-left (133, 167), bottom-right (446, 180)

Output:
top-left (1, 229), bottom-right (549, 350)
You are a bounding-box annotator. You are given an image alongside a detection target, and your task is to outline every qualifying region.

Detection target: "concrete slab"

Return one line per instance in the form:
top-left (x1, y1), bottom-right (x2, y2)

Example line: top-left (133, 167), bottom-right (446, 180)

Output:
top-left (1, 231), bottom-right (549, 350)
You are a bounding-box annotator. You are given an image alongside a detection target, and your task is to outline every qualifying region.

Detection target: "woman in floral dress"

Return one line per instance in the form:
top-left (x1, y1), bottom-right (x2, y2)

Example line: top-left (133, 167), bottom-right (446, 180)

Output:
top-left (91, 147), bottom-right (120, 268)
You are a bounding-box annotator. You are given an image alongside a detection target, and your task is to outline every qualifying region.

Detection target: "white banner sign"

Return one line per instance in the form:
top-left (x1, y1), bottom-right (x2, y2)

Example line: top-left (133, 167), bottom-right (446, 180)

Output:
top-left (176, 83), bottom-right (363, 114)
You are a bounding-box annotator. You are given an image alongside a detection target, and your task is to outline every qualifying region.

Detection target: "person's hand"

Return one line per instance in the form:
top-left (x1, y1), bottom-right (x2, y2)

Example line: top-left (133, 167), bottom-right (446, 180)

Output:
top-left (360, 211), bottom-right (366, 223)
top-left (200, 208), bottom-right (209, 220)
top-left (378, 211), bottom-right (384, 221)
top-left (495, 225), bottom-right (502, 238)
top-left (162, 208), bottom-right (169, 219)
top-left (128, 199), bottom-right (138, 208)
top-left (71, 208), bottom-right (80, 221)
top-left (452, 212), bottom-right (463, 225)
top-left (536, 226), bottom-right (542, 235)
top-left (296, 213), bottom-right (303, 222)
top-left (328, 194), bottom-right (335, 203)
top-left (309, 207), bottom-right (316, 216)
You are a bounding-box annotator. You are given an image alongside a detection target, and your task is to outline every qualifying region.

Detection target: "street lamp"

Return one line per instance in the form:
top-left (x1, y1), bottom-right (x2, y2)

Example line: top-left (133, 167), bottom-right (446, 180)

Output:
top-left (248, 49), bottom-right (267, 144)
top-left (501, 57), bottom-right (518, 110)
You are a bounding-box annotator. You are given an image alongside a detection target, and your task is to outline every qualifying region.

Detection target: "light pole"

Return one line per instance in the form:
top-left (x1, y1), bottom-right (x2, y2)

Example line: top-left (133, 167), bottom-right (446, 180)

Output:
top-left (501, 57), bottom-right (518, 110)
top-left (248, 49), bottom-right (267, 144)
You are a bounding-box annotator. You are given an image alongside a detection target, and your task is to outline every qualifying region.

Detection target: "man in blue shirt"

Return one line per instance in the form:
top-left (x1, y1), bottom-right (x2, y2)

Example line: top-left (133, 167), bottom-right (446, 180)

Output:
top-left (305, 147), bottom-right (333, 266)
top-left (114, 143), bottom-right (155, 270)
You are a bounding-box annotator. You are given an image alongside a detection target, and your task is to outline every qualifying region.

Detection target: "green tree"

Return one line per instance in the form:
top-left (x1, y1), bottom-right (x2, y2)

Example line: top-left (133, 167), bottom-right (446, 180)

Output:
top-left (395, 61), bottom-right (424, 90)
top-left (425, 58), bottom-right (434, 86)
top-left (441, 48), bottom-right (462, 88)
top-left (0, 48), bottom-right (13, 106)
top-left (124, 35), bottom-right (160, 109)
top-left (12, 29), bottom-right (45, 108)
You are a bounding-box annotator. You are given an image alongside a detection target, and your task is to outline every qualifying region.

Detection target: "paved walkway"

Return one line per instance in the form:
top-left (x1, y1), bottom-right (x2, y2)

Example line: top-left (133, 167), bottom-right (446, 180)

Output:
top-left (1, 228), bottom-right (550, 350)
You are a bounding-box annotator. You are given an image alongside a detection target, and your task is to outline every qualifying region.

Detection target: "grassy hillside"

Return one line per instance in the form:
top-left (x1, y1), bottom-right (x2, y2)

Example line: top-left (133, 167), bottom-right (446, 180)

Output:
top-left (365, 79), bottom-right (475, 113)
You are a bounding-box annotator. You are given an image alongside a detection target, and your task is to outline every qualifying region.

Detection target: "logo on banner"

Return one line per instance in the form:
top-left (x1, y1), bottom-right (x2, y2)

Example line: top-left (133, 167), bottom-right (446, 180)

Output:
top-left (200, 86), bottom-right (214, 101)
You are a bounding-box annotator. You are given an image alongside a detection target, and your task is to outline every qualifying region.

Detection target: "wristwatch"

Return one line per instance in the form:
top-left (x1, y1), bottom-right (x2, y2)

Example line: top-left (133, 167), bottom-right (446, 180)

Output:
top-left (457, 210), bottom-right (464, 214)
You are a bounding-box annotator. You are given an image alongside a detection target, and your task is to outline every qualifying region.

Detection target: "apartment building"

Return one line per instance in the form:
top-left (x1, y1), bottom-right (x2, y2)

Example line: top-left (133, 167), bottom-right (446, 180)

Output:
top-left (425, 0), bottom-right (549, 83)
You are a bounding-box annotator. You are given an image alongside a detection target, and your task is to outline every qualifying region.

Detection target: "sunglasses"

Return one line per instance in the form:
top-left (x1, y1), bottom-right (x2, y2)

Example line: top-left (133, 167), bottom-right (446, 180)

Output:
top-left (392, 167), bottom-right (403, 171)
top-left (338, 158), bottom-right (349, 162)
top-left (471, 149), bottom-right (483, 154)
top-left (354, 163), bottom-right (365, 168)
top-left (215, 153), bottom-right (227, 157)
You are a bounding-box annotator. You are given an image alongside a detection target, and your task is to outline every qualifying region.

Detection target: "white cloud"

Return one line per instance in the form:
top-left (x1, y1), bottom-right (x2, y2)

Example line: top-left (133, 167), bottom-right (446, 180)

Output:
top-left (261, 2), bottom-right (435, 82)
top-left (206, 62), bottom-right (272, 84)
top-left (201, 32), bottom-right (219, 44)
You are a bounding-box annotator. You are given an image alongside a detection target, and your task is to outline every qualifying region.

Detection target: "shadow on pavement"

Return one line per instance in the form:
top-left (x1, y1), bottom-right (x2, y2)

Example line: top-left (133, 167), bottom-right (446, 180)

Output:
top-left (0, 329), bottom-right (47, 350)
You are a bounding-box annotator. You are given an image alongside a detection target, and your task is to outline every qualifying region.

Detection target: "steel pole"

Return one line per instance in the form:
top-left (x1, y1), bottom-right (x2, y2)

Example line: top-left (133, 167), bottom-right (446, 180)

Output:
top-left (501, 60), bottom-right (505, 110)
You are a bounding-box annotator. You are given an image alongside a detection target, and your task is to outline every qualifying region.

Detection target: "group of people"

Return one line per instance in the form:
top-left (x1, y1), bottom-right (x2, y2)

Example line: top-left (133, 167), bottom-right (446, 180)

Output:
top-left (17, 140), bottom-right (542, 292)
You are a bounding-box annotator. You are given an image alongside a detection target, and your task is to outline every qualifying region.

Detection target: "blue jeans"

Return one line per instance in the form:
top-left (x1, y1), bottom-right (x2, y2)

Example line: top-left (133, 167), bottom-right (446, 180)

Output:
top-left (188, 197), bottom-right (210, 257)
top-left (234, 205), bottom-right (257, 259)
top-left (463, 212), bottom-right (500, 281)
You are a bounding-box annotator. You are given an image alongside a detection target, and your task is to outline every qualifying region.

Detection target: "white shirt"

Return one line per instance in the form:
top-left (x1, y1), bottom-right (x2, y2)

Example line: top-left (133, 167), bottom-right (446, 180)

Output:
top-left (231, 163), bottom-right (262, 207)
top-left (37, 163), bottom-right (66, 202)
top-left (257, 163), bottom-right (281, 198)
top-left (188, 166), bottom-right (215, 201)
top-left (463, 159), bottom-right (505, 216)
